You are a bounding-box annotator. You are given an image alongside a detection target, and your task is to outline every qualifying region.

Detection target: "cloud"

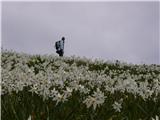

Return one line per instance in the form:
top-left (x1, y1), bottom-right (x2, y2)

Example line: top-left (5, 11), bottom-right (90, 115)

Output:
top-left (2, 2), bottom-right (159, 64)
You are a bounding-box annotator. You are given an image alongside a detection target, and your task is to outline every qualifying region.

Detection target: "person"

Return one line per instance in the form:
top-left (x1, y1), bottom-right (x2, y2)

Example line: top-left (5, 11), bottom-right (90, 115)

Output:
top-left (55, 37), bottom-right (65, 57)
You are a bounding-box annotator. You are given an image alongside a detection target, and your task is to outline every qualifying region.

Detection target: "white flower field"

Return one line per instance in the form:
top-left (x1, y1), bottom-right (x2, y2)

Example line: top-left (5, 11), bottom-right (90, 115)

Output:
top-left (1, 50), bottom-right (160, 120)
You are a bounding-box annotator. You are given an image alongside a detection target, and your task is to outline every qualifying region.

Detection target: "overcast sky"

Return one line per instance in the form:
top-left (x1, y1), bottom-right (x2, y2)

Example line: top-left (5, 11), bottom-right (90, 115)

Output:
top-left (2, 2), bottom-right (159, 64)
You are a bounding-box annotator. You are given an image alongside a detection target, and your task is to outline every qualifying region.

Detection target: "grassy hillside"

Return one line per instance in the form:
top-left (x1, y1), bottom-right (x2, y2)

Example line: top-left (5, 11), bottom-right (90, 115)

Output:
top-left (1, 50), bottom-right (160, 120)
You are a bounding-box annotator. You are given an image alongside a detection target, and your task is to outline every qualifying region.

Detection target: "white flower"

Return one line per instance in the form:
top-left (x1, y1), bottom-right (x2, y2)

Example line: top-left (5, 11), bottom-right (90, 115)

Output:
top-left (83, 88), bottom-right (106, 110)
top-left (63, 87), bottom-right (73, 98)
top-left (54, 93), bottom-right (68, 105)
top-left (83, 96), bottom-right (96, 109)
top-left (152, 115), bottom-right (159, 120)
top-left (112, 99), bottom-right (123, 112)
top-left (27, 115), bottom-right (31, 120)
top-left (78, 85), bottom-right (90, 94)
top-left (49, 88), bottom-right (58, 98)
top-left (2, 50), bottom-right (160, 112)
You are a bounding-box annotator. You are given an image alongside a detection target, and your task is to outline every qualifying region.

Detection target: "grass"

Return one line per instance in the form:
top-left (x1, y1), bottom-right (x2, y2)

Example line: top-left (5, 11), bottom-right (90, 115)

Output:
top-left (1, 50), bottom-right (160, 120)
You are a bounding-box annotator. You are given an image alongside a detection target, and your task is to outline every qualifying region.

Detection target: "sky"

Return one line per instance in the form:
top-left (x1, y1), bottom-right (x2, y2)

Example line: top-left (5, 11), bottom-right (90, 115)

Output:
top-left (2, 1), bottom-right (160, 64)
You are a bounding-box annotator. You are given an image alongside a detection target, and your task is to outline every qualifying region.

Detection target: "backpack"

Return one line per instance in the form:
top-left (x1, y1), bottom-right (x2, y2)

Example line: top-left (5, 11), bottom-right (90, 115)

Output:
top-left (55, 41), bottom-right (60, 50)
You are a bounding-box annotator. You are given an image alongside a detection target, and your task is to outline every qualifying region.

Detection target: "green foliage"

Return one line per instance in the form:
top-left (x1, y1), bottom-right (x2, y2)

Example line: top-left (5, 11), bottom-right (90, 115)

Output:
top-left (1, 50), bottom-right (160, 120)
top-left (2, 89), bottom-right (160, 120)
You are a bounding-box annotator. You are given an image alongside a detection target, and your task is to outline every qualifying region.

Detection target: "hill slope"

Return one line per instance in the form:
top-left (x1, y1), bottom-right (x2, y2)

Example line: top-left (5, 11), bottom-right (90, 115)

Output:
top-left (1, 50), bottom-right (160, 120)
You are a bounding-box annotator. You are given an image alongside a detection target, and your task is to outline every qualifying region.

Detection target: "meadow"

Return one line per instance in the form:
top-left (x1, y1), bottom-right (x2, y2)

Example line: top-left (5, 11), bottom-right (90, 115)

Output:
top-left (1, 50), bottom-right (160, 120)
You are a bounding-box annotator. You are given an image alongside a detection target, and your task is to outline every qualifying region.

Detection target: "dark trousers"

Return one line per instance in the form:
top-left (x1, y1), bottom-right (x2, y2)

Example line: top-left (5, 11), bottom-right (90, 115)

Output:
top-left (56, 49), bottom-right (64, 57)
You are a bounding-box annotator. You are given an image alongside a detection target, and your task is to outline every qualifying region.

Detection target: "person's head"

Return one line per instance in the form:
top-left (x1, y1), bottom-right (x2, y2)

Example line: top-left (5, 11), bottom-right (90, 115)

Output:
top-left (62, 37), bottom-right (65, 41)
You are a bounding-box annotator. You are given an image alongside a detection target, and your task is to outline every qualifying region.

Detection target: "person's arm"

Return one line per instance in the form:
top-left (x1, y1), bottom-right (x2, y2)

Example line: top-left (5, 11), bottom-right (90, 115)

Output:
top-left (60, 40), bottom-right (64, 50)
top-left (63, 41), bottom-right (64, 50)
